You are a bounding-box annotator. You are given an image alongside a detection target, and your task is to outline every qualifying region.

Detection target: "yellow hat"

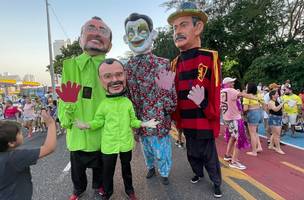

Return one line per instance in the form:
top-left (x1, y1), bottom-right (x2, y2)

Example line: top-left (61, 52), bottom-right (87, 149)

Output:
top-left (167, 2), bottom-right (208, 25)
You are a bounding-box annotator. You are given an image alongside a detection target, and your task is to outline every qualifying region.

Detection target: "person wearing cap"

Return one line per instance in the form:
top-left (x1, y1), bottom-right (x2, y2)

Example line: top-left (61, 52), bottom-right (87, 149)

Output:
top-left (221, 77), bottom-right (255, 170)
top-left (281, 86), bottom-right (303, 137)
top-left (168, 2), bottom-right (222, 198)
top-left (57, 16), bottom-right (112, 200)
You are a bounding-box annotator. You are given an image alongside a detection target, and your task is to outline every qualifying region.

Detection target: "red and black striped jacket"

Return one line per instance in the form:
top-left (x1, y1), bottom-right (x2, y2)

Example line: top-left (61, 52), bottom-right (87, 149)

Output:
top-left (171, 48), bottom-right (221, 138)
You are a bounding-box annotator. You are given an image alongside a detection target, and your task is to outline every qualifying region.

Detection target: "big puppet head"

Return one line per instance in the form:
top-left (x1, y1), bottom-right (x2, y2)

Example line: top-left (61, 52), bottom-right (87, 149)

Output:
top-left (167, 2), bottom-right (207, 52)
top-left (80, 16), bottom-right (112, 56)
top-left (98, 58), bottom-right (127, 97)
top-left (123, 13), bottom-right (158, 55)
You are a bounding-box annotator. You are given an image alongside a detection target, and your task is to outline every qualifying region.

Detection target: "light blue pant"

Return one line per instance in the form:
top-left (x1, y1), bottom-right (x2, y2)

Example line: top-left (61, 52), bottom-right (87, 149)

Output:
top-left (140, 135), bottom-right (172, 177)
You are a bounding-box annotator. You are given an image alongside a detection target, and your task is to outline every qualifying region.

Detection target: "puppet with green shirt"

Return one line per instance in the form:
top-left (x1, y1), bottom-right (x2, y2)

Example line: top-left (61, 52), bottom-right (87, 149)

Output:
top-left (59, 58), bottom-right (158, 200)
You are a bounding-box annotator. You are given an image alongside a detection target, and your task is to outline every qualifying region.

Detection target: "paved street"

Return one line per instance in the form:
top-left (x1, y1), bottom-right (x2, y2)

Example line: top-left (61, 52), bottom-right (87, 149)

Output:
top-left (20, 127), bottom-right (304, 200)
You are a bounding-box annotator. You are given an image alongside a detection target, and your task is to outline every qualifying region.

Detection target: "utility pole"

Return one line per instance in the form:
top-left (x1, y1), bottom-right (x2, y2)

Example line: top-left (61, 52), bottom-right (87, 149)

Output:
top-left (45, 0), bottom-right (56, 98)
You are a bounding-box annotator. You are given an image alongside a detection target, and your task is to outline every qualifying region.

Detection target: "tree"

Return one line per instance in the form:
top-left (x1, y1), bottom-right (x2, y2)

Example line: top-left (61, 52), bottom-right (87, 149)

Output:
top-left (160, 0), bottom-right (303, 88)
top-left (152, 27), bottom-right (179, 60)
top-left (46, 40), bottom-right (82, 75)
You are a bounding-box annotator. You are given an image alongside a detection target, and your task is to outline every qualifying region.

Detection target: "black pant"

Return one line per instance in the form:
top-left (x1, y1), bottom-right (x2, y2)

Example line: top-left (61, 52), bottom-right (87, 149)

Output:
top-left (102, 151), bottom-right (134, 198)
top-left (185, 134), bottom-right (222, 186)
top-left (70, 151), bottom-right (103, 195)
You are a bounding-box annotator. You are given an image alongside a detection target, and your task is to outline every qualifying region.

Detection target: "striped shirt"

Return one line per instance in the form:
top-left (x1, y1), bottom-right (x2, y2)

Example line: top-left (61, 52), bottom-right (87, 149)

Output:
top-left (171, 48), bottom-right (221, 139)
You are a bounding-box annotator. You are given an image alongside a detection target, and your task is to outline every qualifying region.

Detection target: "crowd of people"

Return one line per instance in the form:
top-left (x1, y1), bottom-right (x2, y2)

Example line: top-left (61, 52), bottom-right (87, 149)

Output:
top-left (220, 78), bottom-right (304, 170)
top-left (0, 94), bottom-right (64, 138)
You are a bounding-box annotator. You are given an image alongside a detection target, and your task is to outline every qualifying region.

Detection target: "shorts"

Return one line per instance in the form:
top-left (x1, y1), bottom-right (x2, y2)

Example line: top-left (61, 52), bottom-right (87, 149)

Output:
top-left (268, 114), bottom-right (282, 126)
top-left (224, 120), bottom-right (239, 138)
top-left (282, 114), bottom-right (297, 125)
top-left (23, 116), bottom-right (35, 122)
top-left (247, 109), bottom-right (263, 125)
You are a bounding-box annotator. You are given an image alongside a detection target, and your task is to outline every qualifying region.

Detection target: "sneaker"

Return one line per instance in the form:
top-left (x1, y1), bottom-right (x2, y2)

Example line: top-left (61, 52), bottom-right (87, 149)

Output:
top-left (178, 142), bottom-right (184, 149)
top-left (97, 186), bottom-right (105, 196)
top-left (214, 185), bottom-right (222, 198)
top-left (127, 192), bottom-right (138, 200)
top-left (229, 161), bottom-right (246, 170)
top-left (190, 175), bottom-right (201, 184)
top-left (69, 194), bottom-right (79, 200)
top-left (161, 177), bottom-right (169, 185)
top-left (146, 168), bottom-right (156, 179)
top-left (223, 154), bottom-right (232, 162)
top-left (69, 193), bottom-right (85, 200)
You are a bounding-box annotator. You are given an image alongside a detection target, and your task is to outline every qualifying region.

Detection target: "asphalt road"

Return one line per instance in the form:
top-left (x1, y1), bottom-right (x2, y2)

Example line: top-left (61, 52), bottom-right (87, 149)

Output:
top-left (20, 130), bottom-right (244, 200)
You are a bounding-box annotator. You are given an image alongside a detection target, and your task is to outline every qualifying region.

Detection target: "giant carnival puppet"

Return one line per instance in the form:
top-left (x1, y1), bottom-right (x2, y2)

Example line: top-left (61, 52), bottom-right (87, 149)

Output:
top-left (167, 2), bottom-right (222, 198)
top-left (57, 16), bottom-right (111, 200)
top-left (123, 13), bottom-right (177, 185)
top-left (74, 58), bottom-right (159, 200)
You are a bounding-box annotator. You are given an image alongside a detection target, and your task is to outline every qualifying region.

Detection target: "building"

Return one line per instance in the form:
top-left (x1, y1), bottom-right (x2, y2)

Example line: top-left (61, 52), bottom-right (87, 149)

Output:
top-left (53, 39), bottom-right (71, 57)
top-left (23, 74), bottom-right (35, 82)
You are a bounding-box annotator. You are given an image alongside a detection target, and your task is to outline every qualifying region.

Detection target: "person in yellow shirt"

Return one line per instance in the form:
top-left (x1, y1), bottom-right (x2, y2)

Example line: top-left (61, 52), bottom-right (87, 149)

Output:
top-left (281, 86), bottom-right (303, 137)
top-left (243, 83), bottom-right (264, 156)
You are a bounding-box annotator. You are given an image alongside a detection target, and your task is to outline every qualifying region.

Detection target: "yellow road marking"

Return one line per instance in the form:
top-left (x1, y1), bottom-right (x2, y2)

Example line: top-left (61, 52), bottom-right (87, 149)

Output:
top-left (281, 161), bottom-right (304, 174)
top-left (219, 158), bottom-right (285, 200)
top-left (170, 130), bottom-right (285, 199)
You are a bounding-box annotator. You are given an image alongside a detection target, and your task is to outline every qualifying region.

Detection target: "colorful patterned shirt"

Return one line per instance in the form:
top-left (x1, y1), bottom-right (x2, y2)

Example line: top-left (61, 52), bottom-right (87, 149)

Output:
top-left (126, 53), bottom-right (177, 137)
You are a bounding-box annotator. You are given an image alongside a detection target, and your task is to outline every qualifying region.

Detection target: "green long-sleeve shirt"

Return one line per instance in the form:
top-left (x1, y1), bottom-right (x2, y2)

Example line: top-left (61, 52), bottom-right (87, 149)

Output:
top-left (58, 52), bottom-right (106, 152)
top-left (88, 96), bottom-right (142, 154)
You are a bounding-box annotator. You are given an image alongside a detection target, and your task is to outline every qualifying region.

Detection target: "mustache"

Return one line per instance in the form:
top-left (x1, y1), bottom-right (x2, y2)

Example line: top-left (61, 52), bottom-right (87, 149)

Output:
top-left (174, 34), bottom-right (186, 41)
top-left (108, 81), bottom-right (123, 87)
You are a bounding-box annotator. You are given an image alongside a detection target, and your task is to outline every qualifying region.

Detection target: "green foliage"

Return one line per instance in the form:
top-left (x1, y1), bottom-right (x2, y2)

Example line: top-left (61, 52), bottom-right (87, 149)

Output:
top-left (152, 27), bottom-right (179, 60)
top-left (47, 40), bottom-right (82, 75)
top-left (159, 0), bottom-right (304, 90)
top-left (245, 42), bottom-right (304, 91)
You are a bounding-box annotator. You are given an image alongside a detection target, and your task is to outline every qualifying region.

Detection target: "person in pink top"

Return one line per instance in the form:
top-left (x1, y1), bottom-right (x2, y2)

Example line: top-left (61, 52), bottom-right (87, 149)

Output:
top-left (221, 77), bottom-right (255, 170)
top-left (22, 97), bottom-right (35, 138)
top-left (3, 100), bottom-right (20, 120)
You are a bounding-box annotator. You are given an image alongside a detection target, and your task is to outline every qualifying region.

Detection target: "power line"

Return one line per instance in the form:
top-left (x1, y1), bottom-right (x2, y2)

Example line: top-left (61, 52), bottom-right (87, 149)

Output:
top-left (49, 4), bottom-right (69, 39)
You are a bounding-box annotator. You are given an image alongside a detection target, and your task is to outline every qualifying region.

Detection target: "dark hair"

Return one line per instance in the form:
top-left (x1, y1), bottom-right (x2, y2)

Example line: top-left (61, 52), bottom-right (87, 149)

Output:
top-left (124, 13), bottom-right (153, 31)
top-left (269, 90), bottom-right (277, 100)
top-left (98, 58), bottom-right (125, 77)
top-left (0, 121), bottom-right (21, 152)
top-left (192, 16), bottom-right (202, 26)
top-left (247, 82), bottom-right (257, 95)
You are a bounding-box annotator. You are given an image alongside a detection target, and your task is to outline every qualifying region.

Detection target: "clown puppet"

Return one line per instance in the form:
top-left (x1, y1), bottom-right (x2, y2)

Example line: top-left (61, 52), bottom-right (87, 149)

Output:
top-left (167, 2), bottom-right (222, 198)
top-left (123, 13), bottom-right (177, 185)
top-left (57, 16), bottom-right (111, 200)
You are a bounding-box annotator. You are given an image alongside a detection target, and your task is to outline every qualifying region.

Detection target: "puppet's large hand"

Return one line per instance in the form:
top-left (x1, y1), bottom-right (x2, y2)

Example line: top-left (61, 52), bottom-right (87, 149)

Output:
top-left (74, 119), bottom-right (90, 130)
top-left (141, 119), bottom-right (160, 128)
top-left (155, 70), bottom-right (176, 90)
top-left (56, 81), bottom-right (81, 103)
top-left (187, 85), bottom-right (205, 107)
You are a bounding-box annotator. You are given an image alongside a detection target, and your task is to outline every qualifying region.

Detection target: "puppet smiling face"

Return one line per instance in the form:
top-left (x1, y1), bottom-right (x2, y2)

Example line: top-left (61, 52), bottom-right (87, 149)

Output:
top-left (80, 18), bottom-right (112, 55)
top-left (124, 15), bottom-right (157, 55)
top-left (98, 59), bottom-right (126, 95)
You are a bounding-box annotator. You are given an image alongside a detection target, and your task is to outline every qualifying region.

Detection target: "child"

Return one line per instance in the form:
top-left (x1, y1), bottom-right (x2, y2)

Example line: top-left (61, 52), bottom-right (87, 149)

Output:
top-left (0, 109), bottom-right (57, 200)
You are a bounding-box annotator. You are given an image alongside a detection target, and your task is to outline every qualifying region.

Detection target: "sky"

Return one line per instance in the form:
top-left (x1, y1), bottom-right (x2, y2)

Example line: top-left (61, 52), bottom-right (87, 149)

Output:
top-left (0, 0), bottom-right (174, 86)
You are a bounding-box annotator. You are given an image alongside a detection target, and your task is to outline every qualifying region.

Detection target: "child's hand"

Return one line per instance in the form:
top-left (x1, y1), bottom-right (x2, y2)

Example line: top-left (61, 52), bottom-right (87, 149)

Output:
top-left (74, 119), bottom-right (90, 130)
top-left (141, 119), bottom-right (159, 128)
top-left (41, 109), bottom-right (55, 127)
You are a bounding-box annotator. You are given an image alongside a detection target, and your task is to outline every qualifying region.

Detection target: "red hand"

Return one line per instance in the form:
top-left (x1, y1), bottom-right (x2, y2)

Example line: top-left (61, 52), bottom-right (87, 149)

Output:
top-left (56, 81), bottom-right (81, 103)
